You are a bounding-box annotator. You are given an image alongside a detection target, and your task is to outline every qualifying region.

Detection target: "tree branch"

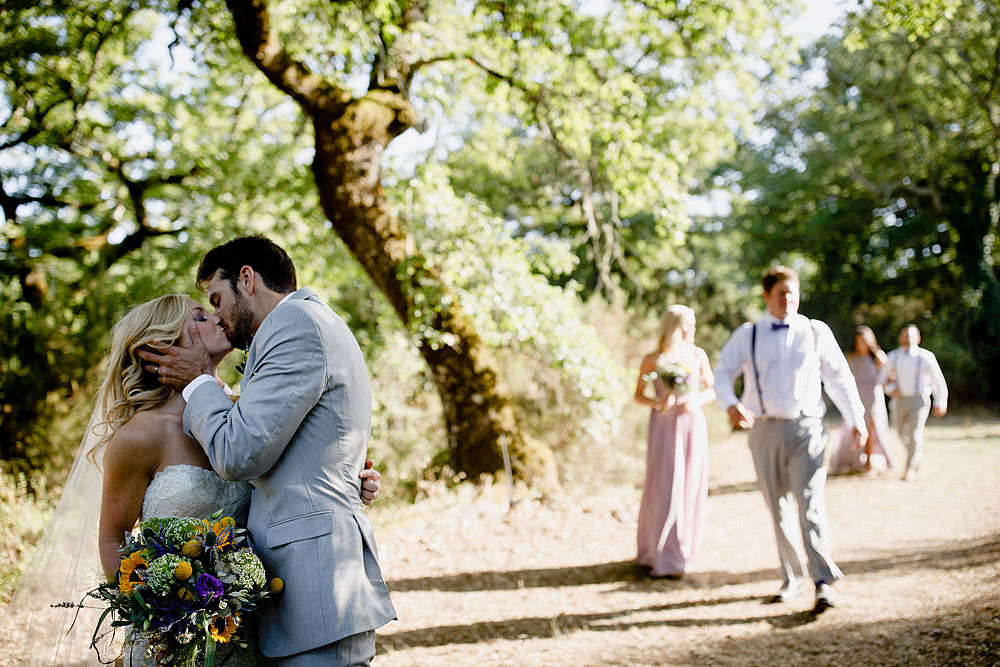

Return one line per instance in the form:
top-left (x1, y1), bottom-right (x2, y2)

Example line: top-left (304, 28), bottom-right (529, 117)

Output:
top-left (225, 0), bottom-right (353, 116)
top-left (929, 41), bottom-right (1000, 144)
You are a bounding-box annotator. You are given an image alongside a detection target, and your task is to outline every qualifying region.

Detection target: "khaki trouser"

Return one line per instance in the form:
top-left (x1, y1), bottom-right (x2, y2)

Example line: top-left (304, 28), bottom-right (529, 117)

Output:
top-left (748, 416), bottom-right (842, 585)
top-left (895, 395), bottom-right (930, 472)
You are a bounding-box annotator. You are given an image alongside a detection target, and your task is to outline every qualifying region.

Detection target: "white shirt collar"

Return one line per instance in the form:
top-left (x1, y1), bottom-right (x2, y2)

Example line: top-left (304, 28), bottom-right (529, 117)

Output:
top-left (761, 312), bottom-right (798, 327)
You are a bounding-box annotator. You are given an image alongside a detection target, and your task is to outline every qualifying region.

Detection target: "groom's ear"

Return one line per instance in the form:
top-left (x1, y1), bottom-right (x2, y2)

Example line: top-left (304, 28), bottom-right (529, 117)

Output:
top-left (238, 265), bottom-right (256, 295)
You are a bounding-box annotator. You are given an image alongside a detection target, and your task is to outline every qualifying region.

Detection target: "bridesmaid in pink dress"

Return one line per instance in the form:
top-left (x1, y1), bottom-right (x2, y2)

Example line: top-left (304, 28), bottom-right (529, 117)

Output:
top-left (634, 305), bottom-right (715, 578)
top-left (829, 325), bottom-right (896, 474)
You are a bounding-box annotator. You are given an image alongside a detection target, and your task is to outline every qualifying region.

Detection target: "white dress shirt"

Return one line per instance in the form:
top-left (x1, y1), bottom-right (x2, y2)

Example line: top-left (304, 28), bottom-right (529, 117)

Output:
top-left (182, 292), bottom-right (294, 402)
top-left (714, 312), bottom-right (866, 428)
top-left (879, 346), bottom-right (948, 410)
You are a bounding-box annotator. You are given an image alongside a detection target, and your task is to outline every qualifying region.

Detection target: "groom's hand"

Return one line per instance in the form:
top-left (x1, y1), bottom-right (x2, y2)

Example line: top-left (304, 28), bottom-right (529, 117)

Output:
top-left (138, 323), bottom-right (214, 391)
top-left (360, 459), bottom-right (381, 506)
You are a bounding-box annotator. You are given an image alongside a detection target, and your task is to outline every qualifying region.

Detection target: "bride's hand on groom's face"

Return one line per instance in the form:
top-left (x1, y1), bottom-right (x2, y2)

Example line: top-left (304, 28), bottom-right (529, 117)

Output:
top-left (137, 323), bottom-right (215, 391)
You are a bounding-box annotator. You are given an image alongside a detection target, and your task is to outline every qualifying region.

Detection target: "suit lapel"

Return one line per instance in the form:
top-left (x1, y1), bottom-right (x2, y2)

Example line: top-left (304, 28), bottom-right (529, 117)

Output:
top-left (238, 287), bottom-right (320, 391)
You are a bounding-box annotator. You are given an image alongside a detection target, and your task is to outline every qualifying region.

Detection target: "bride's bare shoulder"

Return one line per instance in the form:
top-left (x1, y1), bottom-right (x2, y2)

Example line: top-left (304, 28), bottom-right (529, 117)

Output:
top-left (105, 410), bottom-right (171, 466)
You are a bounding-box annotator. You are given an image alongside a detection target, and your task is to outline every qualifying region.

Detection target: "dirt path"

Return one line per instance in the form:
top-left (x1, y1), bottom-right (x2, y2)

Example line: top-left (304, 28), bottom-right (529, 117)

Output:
top-left (367, 415), bottom-right (1000, 666)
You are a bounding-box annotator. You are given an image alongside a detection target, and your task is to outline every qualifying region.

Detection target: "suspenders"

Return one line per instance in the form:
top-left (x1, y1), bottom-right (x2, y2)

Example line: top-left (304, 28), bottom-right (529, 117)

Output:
top-left (750, 323), bottom-right (767, 416)
top-left (750, 319), bottom-right (817, 417)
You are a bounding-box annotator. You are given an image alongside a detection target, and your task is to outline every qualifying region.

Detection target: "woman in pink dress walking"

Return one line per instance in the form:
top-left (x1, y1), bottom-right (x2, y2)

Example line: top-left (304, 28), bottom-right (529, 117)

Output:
top-left (634, 305), bottom-right (715, 578)
top-left (829, 325), bottom-right (896, 474)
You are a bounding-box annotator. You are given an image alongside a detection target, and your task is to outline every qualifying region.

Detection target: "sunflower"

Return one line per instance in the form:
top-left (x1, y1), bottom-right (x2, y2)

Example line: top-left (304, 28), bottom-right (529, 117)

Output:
top-left (208, 614), bottom-right (239, 643)
top-left (119, 551), bottom-right (147, 576)
top-left (119, 551), bottom-right (148, 594)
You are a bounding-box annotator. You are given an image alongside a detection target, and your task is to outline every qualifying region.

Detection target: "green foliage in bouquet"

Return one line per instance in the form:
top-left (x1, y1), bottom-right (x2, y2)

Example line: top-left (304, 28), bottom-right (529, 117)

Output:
top-left (90, 512), bottom-right (281, 667)
top-left (642, 356), bottom-right (696, 395)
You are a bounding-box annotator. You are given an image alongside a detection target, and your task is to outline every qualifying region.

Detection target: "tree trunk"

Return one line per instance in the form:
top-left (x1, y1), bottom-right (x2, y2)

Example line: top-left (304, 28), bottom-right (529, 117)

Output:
top-left (224, 0), bottom-right (559, 489)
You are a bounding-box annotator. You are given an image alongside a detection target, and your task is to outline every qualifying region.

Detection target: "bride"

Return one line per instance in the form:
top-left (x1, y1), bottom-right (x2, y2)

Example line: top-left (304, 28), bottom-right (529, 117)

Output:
top-left (0, 294), bottom-right (381, 666)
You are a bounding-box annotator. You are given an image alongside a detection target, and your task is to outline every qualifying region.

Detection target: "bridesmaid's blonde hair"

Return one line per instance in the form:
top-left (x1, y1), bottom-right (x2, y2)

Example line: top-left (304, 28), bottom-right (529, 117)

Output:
top-left (655, 304), bottom-right (695, 355)
top-left (87, 294), bottom-right (191, 466)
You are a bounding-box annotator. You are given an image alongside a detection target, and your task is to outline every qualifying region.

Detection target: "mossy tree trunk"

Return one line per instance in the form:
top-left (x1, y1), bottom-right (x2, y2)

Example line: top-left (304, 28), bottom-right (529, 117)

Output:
top-left (224, 0), bottom-right (559, 489)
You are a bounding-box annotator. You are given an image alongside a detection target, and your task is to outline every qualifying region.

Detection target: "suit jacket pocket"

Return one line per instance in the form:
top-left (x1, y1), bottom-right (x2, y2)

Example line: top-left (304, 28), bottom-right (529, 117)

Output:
top-left (265, 511), bottom-right (334, 549)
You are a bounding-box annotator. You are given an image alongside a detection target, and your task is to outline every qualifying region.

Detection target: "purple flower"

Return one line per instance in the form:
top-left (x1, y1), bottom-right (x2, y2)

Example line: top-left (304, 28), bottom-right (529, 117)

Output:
top-left (195, 573), bottom-right (224, 600)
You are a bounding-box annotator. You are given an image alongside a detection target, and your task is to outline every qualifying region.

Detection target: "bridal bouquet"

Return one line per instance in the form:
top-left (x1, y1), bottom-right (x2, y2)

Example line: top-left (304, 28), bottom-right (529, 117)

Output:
top-left (643, 357), bottom-right (695, 394)
top-left (92, 512), bottom-right (281, 666)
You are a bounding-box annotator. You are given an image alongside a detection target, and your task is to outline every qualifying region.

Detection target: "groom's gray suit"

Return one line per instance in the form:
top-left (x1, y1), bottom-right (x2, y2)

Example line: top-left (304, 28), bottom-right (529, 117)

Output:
top-left (184, 287), bottom-right (396, 661)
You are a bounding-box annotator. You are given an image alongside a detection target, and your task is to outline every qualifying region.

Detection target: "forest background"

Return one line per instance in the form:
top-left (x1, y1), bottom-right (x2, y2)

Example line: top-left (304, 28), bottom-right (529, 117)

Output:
top-left (1, 0), bottom-right (998, 599)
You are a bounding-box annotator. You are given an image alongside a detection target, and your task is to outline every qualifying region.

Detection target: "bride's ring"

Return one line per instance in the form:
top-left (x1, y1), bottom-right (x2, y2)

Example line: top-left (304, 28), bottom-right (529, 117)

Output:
top-left (155, 365), bottom-right (160, 373)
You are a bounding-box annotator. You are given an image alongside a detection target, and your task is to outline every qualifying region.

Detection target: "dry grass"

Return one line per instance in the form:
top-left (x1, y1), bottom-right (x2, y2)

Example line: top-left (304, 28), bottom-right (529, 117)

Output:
top-left (0, 472), bottom-right (55, 603)
top-left (2, 412), bottom-right (996, 665)
top-left (368, 411), bottom-right (1000, 666)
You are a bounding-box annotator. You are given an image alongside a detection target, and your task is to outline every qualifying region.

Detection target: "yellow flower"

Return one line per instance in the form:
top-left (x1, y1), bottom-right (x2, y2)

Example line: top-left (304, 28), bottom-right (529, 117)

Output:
top-left (174, 560), bottom-right (193, 581)
top-left (208, 614), bottom-right (239, 643)
top-left (119, 577), bottom-right (143, 595)
top-left (176, 586), bottom-right (194, 601)
top-left (180, 540), bottom-right (202, 558)
top-left (119, 551), bottom-right (147, 576)
top-left (118, 551), bottom-right (148, 594)
top-left (211, 516), bottom-right (237, 550)
top-left (268, 577), bottom-right (284, 593)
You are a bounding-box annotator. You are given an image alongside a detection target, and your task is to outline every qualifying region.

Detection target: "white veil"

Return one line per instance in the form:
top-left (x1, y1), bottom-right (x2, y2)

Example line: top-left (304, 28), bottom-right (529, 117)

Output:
top-left (0, 408), bottom-right (113, 666)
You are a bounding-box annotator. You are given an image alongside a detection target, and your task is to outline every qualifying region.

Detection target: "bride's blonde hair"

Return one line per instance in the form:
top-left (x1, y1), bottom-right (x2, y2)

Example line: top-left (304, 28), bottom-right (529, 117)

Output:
top-left (87, 294), bottom-right (191, 466)
top-left (655, 304), bottom-right (695, 355)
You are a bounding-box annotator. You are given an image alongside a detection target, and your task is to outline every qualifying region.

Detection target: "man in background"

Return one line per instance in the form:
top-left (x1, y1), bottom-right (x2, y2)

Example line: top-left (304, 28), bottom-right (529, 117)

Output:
top-left (880, 324), bottom-right (948, 481)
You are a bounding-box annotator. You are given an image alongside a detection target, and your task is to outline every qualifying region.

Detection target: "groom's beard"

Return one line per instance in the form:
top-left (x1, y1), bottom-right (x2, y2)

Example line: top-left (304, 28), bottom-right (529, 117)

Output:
top-left (224, 291), bottom-right (255, 350)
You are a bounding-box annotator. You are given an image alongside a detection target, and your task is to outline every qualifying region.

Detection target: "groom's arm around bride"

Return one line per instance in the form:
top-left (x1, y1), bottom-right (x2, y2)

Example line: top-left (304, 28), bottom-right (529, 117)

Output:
top-left (143, 236), bottom-right (395, 666)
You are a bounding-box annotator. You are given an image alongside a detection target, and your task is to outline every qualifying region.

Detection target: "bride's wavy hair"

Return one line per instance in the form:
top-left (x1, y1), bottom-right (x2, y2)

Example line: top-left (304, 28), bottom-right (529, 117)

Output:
top-left (87, 294), bottom-right (191, 467)
top-left (655, 304), bottom-right (695, 354)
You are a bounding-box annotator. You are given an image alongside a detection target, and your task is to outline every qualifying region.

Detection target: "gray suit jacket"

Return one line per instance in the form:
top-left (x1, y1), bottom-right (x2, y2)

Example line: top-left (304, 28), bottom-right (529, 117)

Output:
top-left (184, 288), bottom-right (396, 657)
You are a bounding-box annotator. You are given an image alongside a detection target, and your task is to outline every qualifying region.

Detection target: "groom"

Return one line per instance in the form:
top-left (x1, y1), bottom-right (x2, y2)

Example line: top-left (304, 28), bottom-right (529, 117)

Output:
top-left (141, 235), bottom-right (396, 665)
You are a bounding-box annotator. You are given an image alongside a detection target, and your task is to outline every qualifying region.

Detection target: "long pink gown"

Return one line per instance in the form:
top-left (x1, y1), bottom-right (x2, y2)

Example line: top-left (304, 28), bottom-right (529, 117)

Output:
top-left (636, 376), bottom-right (708, 576)
top-left (829, 353), bottom-right (896, 472)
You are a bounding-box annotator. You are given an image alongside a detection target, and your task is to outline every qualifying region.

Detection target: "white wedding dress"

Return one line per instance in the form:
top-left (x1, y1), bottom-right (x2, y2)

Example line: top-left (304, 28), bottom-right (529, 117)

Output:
top-left (141, 464), bottom-right (251, 528)
top-left (126, 465), bottom-right (259, 667)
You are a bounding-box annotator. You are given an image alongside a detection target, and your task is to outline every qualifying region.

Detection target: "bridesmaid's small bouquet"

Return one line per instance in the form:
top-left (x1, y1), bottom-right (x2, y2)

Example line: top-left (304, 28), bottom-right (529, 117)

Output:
top-left (644, 357), bottom-right (694, 394)
top-left (91, 512), bottom-right (281, 666)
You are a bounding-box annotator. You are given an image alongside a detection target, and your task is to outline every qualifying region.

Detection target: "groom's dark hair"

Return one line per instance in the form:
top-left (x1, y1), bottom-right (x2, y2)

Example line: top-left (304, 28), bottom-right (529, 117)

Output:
top-left (197, 235), bottom-right (297, 294)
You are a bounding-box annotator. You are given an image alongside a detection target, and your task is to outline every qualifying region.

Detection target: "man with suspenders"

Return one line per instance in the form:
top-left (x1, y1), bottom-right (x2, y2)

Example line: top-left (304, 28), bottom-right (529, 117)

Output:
top-left (879, 324), bottom-right (948, 481)
top-left (714, 266), bottom-right (866, 614)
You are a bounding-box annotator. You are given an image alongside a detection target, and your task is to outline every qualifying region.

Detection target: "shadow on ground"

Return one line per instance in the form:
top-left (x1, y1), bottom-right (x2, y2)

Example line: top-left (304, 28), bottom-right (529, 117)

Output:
top-left (377, 594), bottom-right (819, 651)
top-left (674, 597), bottom-right (1000, 667)
top-left (380, 580), bottom-right (999, 666)
top-left (386, 534), bottom-right (1000, 593)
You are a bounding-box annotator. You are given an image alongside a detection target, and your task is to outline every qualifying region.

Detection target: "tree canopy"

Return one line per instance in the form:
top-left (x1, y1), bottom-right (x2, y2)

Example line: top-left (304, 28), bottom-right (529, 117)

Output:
top-left (1, 0), bottom-right (996, 490)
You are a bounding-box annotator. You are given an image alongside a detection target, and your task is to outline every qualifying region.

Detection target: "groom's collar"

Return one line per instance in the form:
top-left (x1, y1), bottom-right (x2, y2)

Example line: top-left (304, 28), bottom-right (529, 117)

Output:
top-left (283, 287), bottom-right (318, 303)
top-left (249, 287), bottom-right (318, 346)
top-left (761, 312), bottom-right (800, 327)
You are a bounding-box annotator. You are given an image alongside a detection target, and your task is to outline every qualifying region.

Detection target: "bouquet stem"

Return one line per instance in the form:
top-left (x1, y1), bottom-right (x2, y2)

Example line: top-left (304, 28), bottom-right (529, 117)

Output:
top-left (204, 636), bottom-right (217, 667)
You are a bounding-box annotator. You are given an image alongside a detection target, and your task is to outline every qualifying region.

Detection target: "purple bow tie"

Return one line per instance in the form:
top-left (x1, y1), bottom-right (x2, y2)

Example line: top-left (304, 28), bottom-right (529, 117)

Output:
top-left (771, 322), bottom-right (790, 330)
